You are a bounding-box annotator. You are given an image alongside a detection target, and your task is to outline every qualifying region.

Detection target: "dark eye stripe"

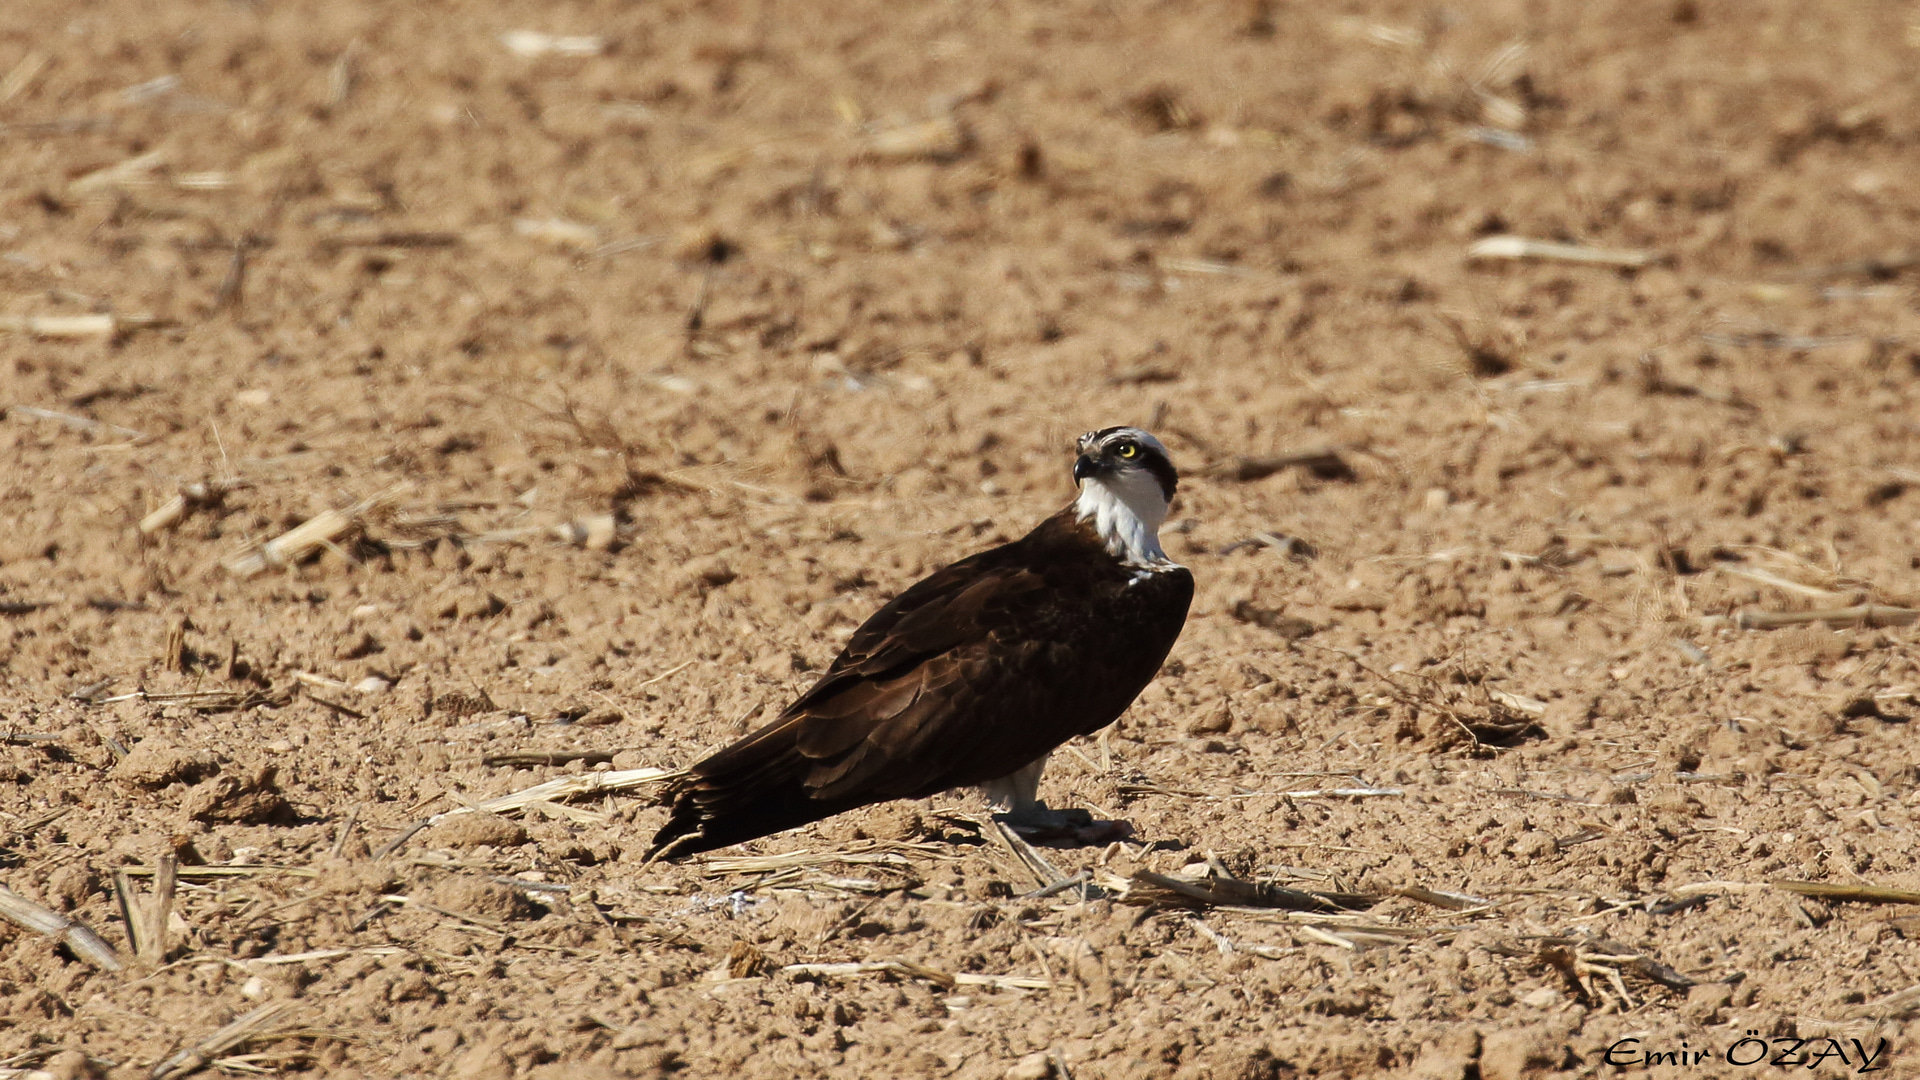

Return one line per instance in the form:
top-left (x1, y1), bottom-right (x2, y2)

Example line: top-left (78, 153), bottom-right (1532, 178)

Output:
top-left (1072, 428), bottom-right (1177, 499)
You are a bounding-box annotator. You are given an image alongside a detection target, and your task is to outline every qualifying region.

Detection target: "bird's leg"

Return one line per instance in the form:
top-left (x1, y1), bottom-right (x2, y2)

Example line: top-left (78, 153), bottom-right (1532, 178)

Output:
top-left (979, 753), bottom-right (1047, 816)
top-left (980, 754), bottom-right (1094, 832)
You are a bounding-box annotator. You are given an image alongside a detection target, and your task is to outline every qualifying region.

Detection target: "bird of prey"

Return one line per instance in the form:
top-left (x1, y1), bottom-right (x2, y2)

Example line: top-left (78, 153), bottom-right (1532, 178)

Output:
top-left (647, 426), bottom-right (1193, 861)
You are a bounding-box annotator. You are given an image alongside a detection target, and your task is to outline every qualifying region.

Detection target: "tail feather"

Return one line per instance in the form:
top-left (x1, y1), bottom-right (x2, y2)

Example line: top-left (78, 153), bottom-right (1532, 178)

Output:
top-left (646, 725), bottom-right (867, 861)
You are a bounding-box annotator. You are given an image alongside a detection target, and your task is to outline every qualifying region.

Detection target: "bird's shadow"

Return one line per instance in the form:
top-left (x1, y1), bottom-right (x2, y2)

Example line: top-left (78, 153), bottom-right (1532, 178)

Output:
top-left (999, 810), bottom-right (1136, 848)
top-left (931, 808), bottom-right (1145, 850)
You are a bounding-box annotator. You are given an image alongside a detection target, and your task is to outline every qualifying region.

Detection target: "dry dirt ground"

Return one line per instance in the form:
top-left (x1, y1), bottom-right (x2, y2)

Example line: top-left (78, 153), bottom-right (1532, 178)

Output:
top-left (4, 0), bottom-right (1920, 1077)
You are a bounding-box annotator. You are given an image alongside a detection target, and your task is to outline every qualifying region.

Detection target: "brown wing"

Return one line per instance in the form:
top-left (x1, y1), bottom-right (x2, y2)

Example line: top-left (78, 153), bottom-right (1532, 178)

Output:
top-left (646, 512), bottom-right (1192, 860)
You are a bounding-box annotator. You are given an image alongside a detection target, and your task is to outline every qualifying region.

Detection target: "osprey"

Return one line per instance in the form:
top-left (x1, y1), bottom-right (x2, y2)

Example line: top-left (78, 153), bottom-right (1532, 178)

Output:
top-left (647, 427), bottom-right (1193, 861)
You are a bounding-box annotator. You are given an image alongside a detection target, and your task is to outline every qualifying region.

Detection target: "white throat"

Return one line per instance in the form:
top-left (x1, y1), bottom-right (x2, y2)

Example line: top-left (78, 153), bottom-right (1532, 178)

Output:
top-left (1075, 472), bottom-right (1171, 566)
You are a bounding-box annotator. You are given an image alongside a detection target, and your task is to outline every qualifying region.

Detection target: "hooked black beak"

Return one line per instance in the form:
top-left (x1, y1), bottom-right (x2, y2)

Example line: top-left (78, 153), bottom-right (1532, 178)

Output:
top-left (1072, 454), bottom-right (1099, 484)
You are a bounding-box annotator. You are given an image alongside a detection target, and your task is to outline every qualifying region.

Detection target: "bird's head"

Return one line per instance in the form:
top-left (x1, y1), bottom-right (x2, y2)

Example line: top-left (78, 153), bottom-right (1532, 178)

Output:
top-left (1072, 427), bottom-right (1178, 564)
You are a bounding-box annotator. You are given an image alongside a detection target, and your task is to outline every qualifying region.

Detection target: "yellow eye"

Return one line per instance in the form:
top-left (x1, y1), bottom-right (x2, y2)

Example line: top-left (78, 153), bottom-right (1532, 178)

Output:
top-left (1115, 443), bottom-right (1139, 459)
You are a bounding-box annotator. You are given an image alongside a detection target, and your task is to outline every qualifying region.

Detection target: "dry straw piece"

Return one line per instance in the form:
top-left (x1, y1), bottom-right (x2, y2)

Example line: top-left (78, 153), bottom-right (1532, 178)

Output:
top-left (863, 115), bottom-right (968, 161)
top-left (428, 766), bottom-right (680, 826)
top-left (1716, 605), bottom-right (1917, 631)
top-left (0, 50), bottom-right (48, 102)
top-left (7, 405), bottom-right (151, 442)
top-left (1716, 564), bottom-right (1859, 604)
top-left (513, 217), bottom-right (601, 249)
top-left (1466, 235), bottom-right (1659, 269)
top-left (89, 688), bottom-right (288, 712)
top-left (149, 1000), bottom-right (304, 1080)
top-left (117, 863), bottom-right (318, 881)
top-left (1277, 786), bottom-right (1406, 799)
top-left (68, 150), bottom-right (167, 194)
top-left (1394, 885), bottom-right (1494, 910)
top-left (221, 484), bottom-right (409, 577)
top-left (1112, 868), bottom-right (1376, 913)
top-left (0, 314), bottom-right (123, 338)
top-left (1774, 879), bottom-right (1920, 905)
top-left (702, 842), bottom-right (947, 877)
top-left (500, 30), bottom-right (606, 57)
top-left (140, 479), bottom-right (244, 536)
top-left (0, 884), bottom-right (123, 971)
top-left (112, 855), bottom-right (179, 966)
top-left (554, 514), bottom-right (619, 550)
top-left (987, 819), bottom-right (1068, 890)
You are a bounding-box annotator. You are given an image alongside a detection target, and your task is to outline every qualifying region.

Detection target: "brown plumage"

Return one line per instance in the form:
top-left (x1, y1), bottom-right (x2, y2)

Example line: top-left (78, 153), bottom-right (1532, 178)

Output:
top-left (647, 427), bottom-right (1193, 861)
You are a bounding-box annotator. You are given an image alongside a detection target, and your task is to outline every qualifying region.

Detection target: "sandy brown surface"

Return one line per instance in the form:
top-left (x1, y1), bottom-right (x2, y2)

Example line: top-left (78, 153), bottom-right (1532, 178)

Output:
top-left (4, 0), bottom-right (1920, 1076)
